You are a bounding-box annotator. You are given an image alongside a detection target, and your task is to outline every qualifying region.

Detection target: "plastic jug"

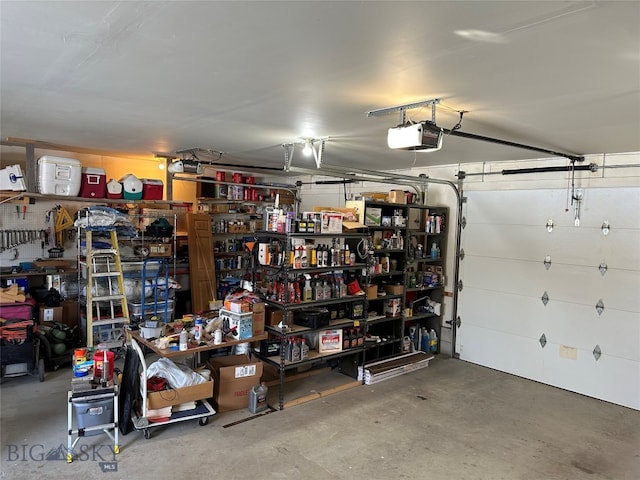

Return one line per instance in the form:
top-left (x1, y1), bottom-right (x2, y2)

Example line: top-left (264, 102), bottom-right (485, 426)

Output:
top-left (249, 382), bottom-right (269, 414)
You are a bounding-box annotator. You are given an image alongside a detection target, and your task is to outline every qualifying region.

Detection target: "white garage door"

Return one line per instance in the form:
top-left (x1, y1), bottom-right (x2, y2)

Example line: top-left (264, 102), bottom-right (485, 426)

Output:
top-left (456, 187), bottom-right (640, 409)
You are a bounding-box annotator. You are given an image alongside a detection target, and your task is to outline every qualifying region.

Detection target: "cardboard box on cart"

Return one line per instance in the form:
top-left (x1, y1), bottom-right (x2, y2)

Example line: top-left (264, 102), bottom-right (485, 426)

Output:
top-left (146, 377), bottom-right (214, 410)
top-left (208, 354), bottom-right (263, 412)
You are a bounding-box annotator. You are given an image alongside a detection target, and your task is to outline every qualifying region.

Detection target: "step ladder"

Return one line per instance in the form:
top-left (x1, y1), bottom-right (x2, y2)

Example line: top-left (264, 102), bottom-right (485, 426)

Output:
top-left (84, 228), bottom-right (130, 349)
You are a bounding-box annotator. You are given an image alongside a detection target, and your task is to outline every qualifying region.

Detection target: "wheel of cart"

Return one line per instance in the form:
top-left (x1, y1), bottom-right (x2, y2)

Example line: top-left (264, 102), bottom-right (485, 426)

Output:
top-left (0, 302), bottom-right (45, 382)
top-left (129, 338), bottom-right (215, 439)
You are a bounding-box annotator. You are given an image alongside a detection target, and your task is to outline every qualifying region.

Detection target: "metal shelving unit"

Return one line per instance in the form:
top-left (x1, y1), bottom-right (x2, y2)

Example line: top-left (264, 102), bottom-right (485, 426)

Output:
top-left (253, 229), bottom-right (370, 409)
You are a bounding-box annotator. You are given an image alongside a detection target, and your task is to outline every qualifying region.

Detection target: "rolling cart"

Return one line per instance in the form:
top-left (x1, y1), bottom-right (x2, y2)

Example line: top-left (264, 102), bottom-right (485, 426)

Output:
top-left (67, 384), bottom-right (120, 462)
top-left (129, 337), bottom-right (215, 439)
top-left (0, 302), bottom-right (45, 382)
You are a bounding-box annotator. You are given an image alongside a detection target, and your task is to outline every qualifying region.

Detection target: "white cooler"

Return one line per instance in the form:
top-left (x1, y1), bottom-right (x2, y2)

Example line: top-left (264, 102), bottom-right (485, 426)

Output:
top-left (38, 156), bottom-right (82, 196)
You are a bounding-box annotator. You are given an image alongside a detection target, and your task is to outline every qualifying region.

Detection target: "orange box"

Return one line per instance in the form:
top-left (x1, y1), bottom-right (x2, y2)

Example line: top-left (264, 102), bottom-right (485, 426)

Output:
top-left (223, 300), bottom-right (250, 313)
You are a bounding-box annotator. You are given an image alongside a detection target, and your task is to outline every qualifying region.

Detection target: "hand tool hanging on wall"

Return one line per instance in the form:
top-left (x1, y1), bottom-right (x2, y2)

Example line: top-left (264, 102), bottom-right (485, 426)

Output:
top-left (0, 229), bottom-right (45, 252)
top-left (53, 205), bottom-right (74, 248)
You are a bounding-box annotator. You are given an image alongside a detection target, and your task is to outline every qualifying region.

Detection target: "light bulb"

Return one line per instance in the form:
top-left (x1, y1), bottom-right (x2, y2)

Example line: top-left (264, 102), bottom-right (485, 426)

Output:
top-left (302, 140), bottom-right (313, 157)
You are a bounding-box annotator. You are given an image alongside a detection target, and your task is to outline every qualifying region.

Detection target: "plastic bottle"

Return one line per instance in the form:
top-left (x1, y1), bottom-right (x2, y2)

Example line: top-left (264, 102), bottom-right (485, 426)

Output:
top-left (431, 242), bottom-right (438, 259)
top-left (194, 314), bottom-right (203, 342)
top-left (303, 278), bottom-right (313, 302)
top-left (429, 328), bottom-right (438, 353)
top-left (291, 338), bottom-right (301, 362)
top-left (300, 338), bottom-right (309, 360)
top-left (344, 243), bottom-right (350, 265)
top-left (421, 328), bottom-right (430, 352)
top-left (249, 382), bottom-right (269, 414)
top-left (310, 245), bottom-right (317, 267)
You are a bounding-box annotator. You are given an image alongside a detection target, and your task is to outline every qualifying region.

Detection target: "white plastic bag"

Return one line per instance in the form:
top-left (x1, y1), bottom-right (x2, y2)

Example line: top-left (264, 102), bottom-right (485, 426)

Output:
top-left (146, 357), bottom-right (205, 389)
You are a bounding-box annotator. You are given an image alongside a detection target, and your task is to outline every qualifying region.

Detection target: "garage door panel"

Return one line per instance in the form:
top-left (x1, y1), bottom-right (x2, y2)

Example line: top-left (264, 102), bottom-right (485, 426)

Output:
top-left (542, 345), bottom-right (640, 410)
top-left (549, 228), bottom-right (640, 270)
top-left (461, 223), bottom-right (551, 261)
top-left (459, 287), bottom-right (545, 339)
top-left (465, 189), bottom-right (568, 226)
top-left (540, 263), bottom-right (640, 313)
top-left (576, 187), bottom-right (640, 230)
top-left (541, 302), bottom-right (639, 362)
top-left (458, 324), bottom-right (544, 380)
top-left (461, 255), bottom-right (548, 297)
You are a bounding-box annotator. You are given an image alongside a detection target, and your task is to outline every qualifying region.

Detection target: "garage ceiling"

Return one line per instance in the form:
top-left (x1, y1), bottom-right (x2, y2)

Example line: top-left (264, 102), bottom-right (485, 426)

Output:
top-left (1, 1), bottom-right (639, 171)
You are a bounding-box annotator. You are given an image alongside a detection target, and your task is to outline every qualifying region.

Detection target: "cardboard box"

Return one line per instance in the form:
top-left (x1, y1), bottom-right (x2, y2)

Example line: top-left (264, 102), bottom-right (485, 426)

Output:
top-left (385, 298), bottom-right (402, 317)
top-left (252, 310), bottom-right (265, 336)
top-left (40, 306), bottom-right (63, 323)
top-left (219, 308), bottom-right (253, 340)
top-left (209, 354), bottom-right (264, 412)
top-left (383, 284), bottom-right (404, 295)
top-left (147, 377), bottom-right (214, 410)
top-left (224, 299), bottom-right (250, 313)
top-left (365, 207), bottom-right (382, 226)
top-left (318, 329), bottom-right (343, 353)
top-left (62, 300), bottom-right (79, 327)
top-left (146, 242), bottom-right (172, 258)
top-left (266, 308), bottom-right (292, 326)
top-left (389, 190), bottom-right (406, 204)
top-left (408, 208), bottom-right (423, 230)
top-left (319, 211), bottom-right (343, 234)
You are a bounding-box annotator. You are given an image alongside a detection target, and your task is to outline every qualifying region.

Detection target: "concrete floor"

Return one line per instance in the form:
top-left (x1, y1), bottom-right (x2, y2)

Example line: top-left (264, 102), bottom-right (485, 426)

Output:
top-left (1, 357), bottom-right (639, 480)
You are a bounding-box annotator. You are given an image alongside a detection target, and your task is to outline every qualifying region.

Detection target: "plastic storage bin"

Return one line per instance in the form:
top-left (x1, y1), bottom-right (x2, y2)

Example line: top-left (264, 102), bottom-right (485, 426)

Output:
top-left (79, 167), bottom-right (106, 198)
top-left (73, 396), bottom-right (114, 436)
top-left (37, 156), bottom-right (82, 196)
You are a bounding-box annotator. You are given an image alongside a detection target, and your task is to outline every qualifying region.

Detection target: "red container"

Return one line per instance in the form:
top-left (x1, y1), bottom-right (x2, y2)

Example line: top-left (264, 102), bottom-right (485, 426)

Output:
top-left (246, 175), bottom-right (255, 185)
top-left (93, 349), bottom-right (115, 381)
top-left (141, 179), bottom-right (164, 200)
top-left (215, 171), bottom-right (226, 182)
top-left (79, 168), bottom-right (106, 199)
top-left (232, 172), bottom-right (242, 183)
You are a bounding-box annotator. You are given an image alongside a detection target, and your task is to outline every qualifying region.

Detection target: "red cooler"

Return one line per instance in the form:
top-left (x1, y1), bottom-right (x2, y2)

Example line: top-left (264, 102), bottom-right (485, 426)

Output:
top-left (141, 178), bottom-right (164, 200)
top-left (79, 167), bottom-right (106, 198)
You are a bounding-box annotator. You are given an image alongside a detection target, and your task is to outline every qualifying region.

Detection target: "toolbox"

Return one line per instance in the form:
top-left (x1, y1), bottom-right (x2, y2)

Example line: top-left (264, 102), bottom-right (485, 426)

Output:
top-left (294, 308), bottom-right (330, 329)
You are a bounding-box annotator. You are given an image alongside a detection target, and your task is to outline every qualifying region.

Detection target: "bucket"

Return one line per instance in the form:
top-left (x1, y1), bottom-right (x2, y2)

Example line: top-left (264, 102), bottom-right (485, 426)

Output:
top-left (93, 349), bottom-right (115, 381)
top-left (73, 348), bottom-right (87, 366)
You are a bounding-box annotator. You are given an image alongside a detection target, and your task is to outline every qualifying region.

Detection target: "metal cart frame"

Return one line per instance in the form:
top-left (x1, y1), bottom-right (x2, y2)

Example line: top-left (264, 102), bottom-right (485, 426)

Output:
top-left (67, 386), bottom-right (120, 463)
top-left (129, 337), bottom-right (215, 439)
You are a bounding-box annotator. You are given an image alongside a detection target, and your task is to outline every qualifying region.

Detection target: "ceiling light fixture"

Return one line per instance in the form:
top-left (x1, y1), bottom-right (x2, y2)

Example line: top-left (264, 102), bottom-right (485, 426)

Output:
top-left (302, 139), bottom-right (313, 157)
top-left (282, 137), bottom-right (329, 170)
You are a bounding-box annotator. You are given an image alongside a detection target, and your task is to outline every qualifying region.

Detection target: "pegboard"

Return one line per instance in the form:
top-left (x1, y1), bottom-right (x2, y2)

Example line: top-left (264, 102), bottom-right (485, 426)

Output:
top-left (0, 202), bottom-right (79, 266)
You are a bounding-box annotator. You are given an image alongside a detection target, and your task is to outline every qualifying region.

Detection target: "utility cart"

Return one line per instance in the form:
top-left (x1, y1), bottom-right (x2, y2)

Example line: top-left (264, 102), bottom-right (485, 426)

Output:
top-left (0, 302), bottom-right (45, 382)
top-left (129, 336), bottom-right (215, 439)
top-left (67, 383), bottom-right (120, 463)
